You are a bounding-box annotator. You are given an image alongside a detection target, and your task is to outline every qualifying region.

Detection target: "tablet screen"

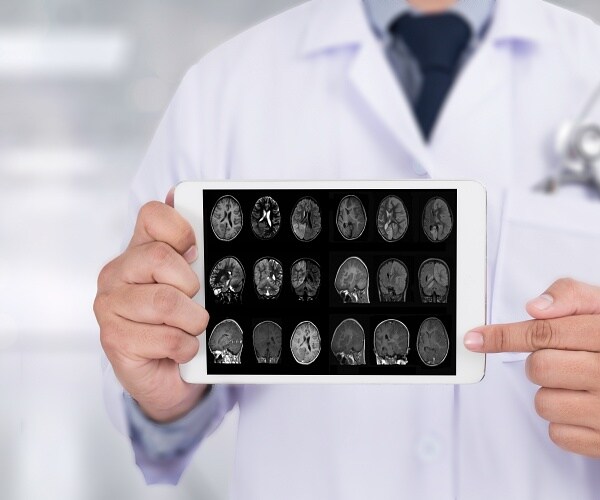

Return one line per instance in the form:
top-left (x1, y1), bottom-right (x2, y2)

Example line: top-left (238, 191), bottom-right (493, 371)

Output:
top-left (203, 188), bottom-right (456, 376)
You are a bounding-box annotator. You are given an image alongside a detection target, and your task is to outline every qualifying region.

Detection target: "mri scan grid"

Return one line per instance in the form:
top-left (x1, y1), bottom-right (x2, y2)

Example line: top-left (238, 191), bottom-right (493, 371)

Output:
top-left (203, 189), bottom-right (457, 376)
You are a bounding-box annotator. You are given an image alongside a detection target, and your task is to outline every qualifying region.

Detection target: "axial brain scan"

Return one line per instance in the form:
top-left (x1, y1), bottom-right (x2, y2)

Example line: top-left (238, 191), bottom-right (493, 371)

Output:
top-left (290, 321), bottom-right (321, 365)
top-left (251, 196), bottom-right (281, 240)
top-left (336, 195), bottom-right (367, 240)
top-left (378, 258), bottom-right (409, 302)
top-left (419, 259), bottom-right (450, 304)
top-left (423, 197), bottom-right (453, 242)
top-left (253, 257), bottom-right (283, 299)
top-left (291, 197), bottom-right (322, 242)
top-left (331, 318), bottom-right (366, 365)
top-left (210, 195), bottom-right (243, 241)
top-left (416, 317), bottom-right (449, 367)
top-left (377, 195), bottom-right (409, 242)
top-left (334, 256), bottom-right (370, 303)
top-left (253, 321), bottom-right (283, 364)
top-left (374, 319), bottom-right (410, 365)
top-left (209, 256), bottom-right (245, 304)
top-left (290, 258), bottom-right (321, 301)
top-left (208, 319), bottom-right (243, 364)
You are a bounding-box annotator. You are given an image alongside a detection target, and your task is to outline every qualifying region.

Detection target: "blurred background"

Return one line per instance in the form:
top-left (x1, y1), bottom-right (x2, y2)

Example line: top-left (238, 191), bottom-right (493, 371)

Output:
top-left (0, 1), bottom-right (598, 498)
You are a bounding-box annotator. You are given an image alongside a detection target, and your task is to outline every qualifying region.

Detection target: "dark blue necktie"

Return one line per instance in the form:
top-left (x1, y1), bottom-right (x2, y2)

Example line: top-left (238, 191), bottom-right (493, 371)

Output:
top-left (390, 13), bottom-right (471, 140)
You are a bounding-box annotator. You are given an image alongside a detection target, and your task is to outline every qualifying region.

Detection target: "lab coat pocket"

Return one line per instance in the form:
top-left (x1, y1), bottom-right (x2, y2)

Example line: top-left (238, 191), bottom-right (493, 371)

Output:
top-left (492, 189), bottom-right (600, 363)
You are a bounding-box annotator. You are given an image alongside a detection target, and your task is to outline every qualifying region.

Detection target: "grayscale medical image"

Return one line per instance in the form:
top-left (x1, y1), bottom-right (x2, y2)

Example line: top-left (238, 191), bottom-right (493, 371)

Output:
top-left (251, 196), bottom-right (281, 240)
top-left (210, 195), bottom-right (244, 241)
top-left (416, 317), bottom-right (450, 367)
top-left (330, 318), bottom-right (366, 365)
top-left (208, 319), bottom-right (244, 364)
top-left (209, 256), bottom-right (245, 304)
top-left (334, 256), bottom-right (370, 303)
top-left (377, 195), bottom-right (409, 242)
top-left (378, 258), bottom-right (409, 302)
top-left (253, 257), bottom-right (283, 299)
top-left (253, 321), bottom-right (283, 364)
top-left (290, 258), bottom-right (321, 301)
top-left (336, 195), bottom-right (367, 240)
top-left (290, 321), bottom-right (321, 365)
top-left (374, 319), bottom-right (410, 366)
top-left (419, 258), bottom-right (450, 304)
top-left (291, 196), bottom-right (322, 242)
top-left (423, 196), bottom-right (453, 242)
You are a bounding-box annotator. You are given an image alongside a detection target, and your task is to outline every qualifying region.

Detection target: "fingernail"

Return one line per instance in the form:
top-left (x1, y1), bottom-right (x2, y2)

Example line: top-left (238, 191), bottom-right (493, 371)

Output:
top-left (464, 331), bottom-right (484, 351)
top-left (527, 293), bottom-right (554, 311)
top-left (183, 245), bottom-right (198, 264)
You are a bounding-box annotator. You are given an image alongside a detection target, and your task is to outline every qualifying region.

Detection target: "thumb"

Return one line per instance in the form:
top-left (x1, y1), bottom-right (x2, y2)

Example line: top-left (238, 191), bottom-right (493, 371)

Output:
top-left (165, 186), bottom-right (176, 208)
top-left (525, 278), bottom-right (600, 320)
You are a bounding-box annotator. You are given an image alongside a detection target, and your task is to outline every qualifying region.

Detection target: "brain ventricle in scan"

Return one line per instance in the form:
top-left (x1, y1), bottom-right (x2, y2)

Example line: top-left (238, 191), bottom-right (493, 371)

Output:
top-left (290, 258), bottom-right (321, 301)
top-left (210, 195), bottom-right (243, 241)
top-left (251, 196), bottom-right (281, 240)
top-left (209, 256), bottom-right (245, 304)
top-left (419, 258), bottom-right (450, 304)
top-left (374, 319), bottom-right (410, 365)
top-left (290, 321), bottom-right (321, 365)
top-left (378, 258), bottom-right (409, 302)
top-left (291, 197), bottom-right (322, 242)
top-left (336, 195), bottom-right (367, 240)
top-left (331, 318), bottom-right (366, 365)
top-left (253, 321), bottom-right (283, 364)
top-left (377, 195), bottom-right (409, 242)
top-left (423, 196), bottom-right (453, 242)
top-left (208, 319), bottom-right (243, 364)
top-left (253, 257), bottom-right (283, 299)
top-left (416, 317), bottom-right (449, 367)
top-left (334, 256), bottom-right (370, 303)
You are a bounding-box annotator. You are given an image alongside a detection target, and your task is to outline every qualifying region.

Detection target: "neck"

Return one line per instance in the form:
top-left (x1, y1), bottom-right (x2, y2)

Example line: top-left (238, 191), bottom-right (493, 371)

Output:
top-left (408, 0), bottom-right (458, 13)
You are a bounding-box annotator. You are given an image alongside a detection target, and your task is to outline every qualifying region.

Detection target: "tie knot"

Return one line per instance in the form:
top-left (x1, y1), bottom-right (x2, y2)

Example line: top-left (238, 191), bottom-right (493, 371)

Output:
top-left (391, 13), bottom-right (472, 72)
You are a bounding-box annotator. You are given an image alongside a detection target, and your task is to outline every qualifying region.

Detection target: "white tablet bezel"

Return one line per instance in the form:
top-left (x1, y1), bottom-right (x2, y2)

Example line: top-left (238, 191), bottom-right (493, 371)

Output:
top-left (175, 180), bottom-right (486, 384)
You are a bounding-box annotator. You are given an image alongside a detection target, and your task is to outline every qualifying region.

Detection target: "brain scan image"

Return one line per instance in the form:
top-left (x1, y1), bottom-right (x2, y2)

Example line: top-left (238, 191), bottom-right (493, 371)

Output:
top-left (334, 256), bottom-right (370, 303)
top-left (336, 195), bottom-right (367, 240)
top-left (290, 258), bottom-right (321, 301)
top-left (208, 319), bottom-right (243, 364)
top-left (330, 319), bottom-right (366, 365)
top-left (253, 257), bottom-right (283, 299)
top-left (416, 317), bottom-right (450, 367)
top-left (290, 321), bottom-right (321, 365)
top-left (251, 196), bottom-right (281, 240)
top-left (377, 258), bottom-right (409, 303)
top-left (209, 257), bottom-right (245, 304)
top-left (377, 195), bottom-right (409, 242)
top-left (419, 259), bottom-right (450, 304)
top-left (423, 197), bottom-right (453, 242)
top-left (210, 195), bottom-right (243, 241)
top-left (253, 321), bottom-right (283, 364)
top-left (374, 319), bottom-right (410, 366)
top-left (291, 197), bottom-right (322, 242)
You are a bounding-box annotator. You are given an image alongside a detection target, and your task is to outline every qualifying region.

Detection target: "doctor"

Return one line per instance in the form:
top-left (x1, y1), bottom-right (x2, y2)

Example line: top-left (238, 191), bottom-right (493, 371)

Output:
top-left (94, 0), bottom-right (600, 498)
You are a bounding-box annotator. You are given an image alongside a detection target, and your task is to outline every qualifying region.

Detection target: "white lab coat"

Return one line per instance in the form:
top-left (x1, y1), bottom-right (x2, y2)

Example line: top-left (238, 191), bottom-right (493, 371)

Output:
top-left (104, 0), bottom-right (600, 498)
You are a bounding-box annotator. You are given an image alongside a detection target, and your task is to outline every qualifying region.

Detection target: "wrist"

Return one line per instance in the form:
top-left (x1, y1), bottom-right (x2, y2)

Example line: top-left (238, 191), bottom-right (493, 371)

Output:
top-left (137, 384), bottom-right (210, 424)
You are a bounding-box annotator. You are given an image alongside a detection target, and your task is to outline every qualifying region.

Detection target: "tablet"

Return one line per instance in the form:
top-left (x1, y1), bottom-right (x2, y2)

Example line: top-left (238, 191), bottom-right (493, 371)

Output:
top-left (175, 180), bottom-right (486, 384)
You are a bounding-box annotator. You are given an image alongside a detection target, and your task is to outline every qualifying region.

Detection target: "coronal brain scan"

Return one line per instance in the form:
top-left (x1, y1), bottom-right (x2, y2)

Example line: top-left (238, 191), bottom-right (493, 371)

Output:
top-left (208, 319), bottom-right (243, 364)
top-left (416, 317), bottom-right (450, 367)
top-left (378, 258), bottom-right (409, 302)
top-left (251, 196), bottom-right (281, 240)
top-left (290, 258), bottom-right (321, 301)
top-left (374, 319), bottom-right (410, 366)
top-left (331, 319), bottom-right (366, 365)
top-left (253, 257), bottom-right (283, 299)
top-left (336, 195), bottom-right (367, 240)
top-left (210, 195), bottom-right (243, 241)
top-left (290, 321), bottom-right (321, 365)
top-left (419, 259), bottom-right (450, 304)
top-left (253, 321), bottom-right (283, 364)
top-left (291, 197), bottom-right (322, 242)
top-left (423, 197), bottom-right (453, 242)
top-left (209, 256), bottom-right (245, 304)
top-left (334, 256), bottom-right (370, 303)
top-left (377, 195), bottom-right (409, 242)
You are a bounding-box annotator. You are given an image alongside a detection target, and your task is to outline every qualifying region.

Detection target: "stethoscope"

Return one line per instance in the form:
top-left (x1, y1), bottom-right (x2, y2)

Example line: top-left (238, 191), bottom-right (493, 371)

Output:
top-left (536, 82), bottom-right (600, 196)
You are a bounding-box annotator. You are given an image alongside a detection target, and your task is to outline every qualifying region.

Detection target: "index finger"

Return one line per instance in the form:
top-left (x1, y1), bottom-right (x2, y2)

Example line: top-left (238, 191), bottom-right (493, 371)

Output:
top-left (465, 315), bottom-right (600, 353)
